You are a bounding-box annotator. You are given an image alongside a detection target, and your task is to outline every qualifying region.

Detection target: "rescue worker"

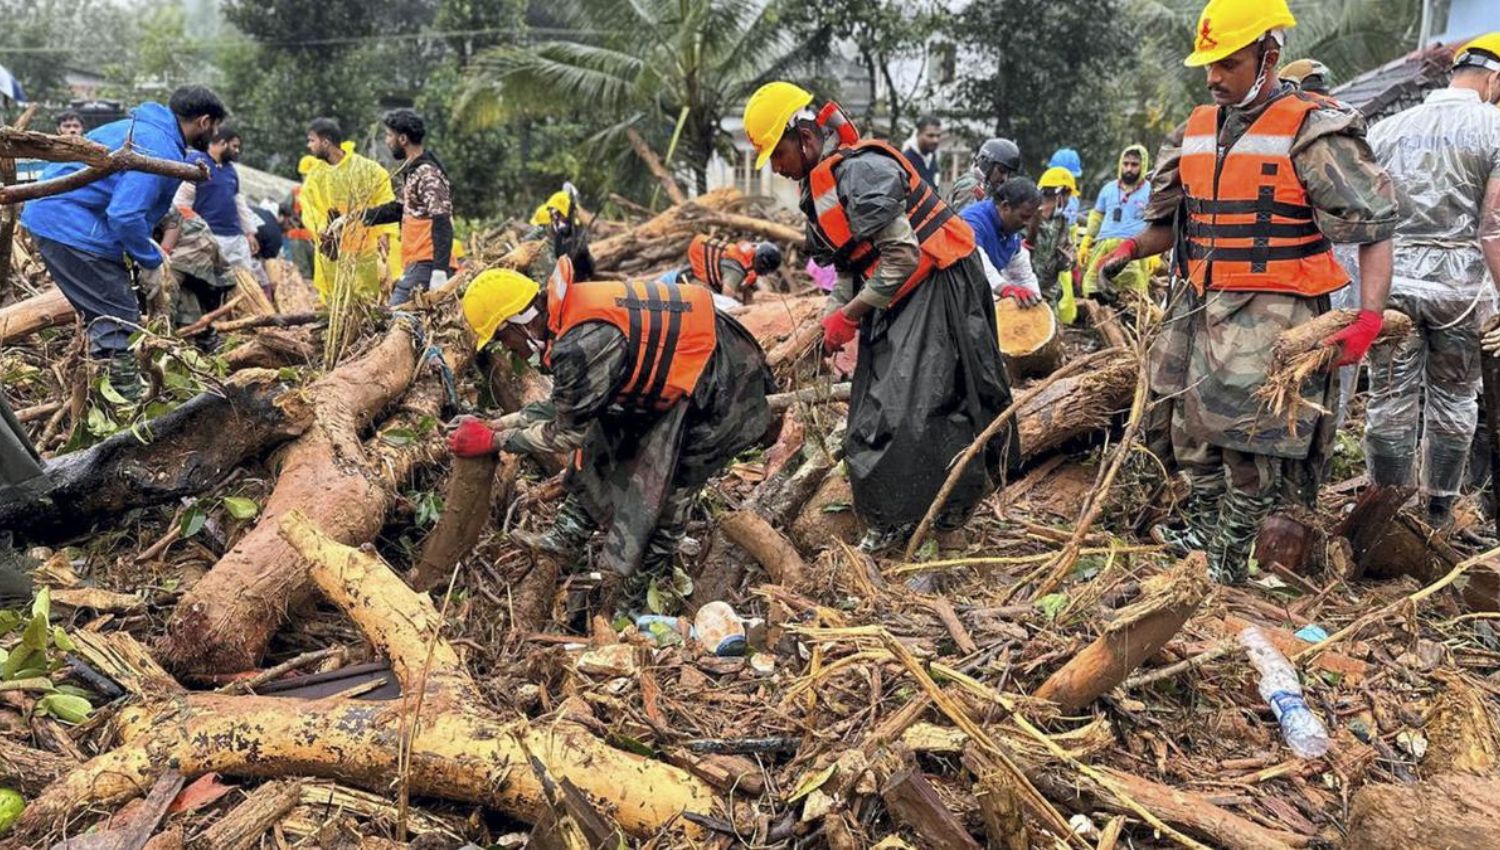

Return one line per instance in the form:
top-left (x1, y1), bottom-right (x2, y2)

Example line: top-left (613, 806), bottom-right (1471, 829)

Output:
top-left (172, 126), bottom-right (267, 288)
top-left (157, 205), bottom-right (232, 350)
top-left (1279, 58), bottom-right (1333, 95)
top-left (1079, 144), bottom-right (1153, 300)
top-left (446, 260), bottom-right (775, 608)
top-left (1048, 148), bottom-right (1085, 224)
top-left (1369, 34), bottom-right (1500, 525)
top-left (1101, 0), bottom-right (1398, 583)
top-left (279, 185), bottom-right (316, 282)
top-left (744, 81), bottom-right (1017, 551)
top-left (1032, 166), bottom-right (1079, 304)
top-left (526, 186), bottom-right (596, 282)
top-left (947, 137), bottom-right (1022, 213)
top-left (300, 118), bottom-right (397, 302)
top-left (20, 86), bottom-right (226, 400)
top-left (902, 115), bottom-right (943, 188)
top-left (962, 176), bottom-right (1044, 306)
top-left (677, 234), bottom-right (783, 306)
top-left (362, 109), bottom-right (455, 306)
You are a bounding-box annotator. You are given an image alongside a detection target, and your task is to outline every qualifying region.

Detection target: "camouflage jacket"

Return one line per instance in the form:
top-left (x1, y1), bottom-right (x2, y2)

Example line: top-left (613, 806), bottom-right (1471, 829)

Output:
top-left (1146, 84), bottom-right (1399, 246)
top-left (1031, 210), bottom-right (1072, 297)
top-left (498, 323), bottom-right (625, 456)
top-left (946, 168), bottom-right (987, 214)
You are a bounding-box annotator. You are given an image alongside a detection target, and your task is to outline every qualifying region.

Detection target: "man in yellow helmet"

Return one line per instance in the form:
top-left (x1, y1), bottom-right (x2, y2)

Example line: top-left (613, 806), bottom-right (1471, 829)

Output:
top-left (447, 260), bottom-right (775, 609)
top-left (1031, 166), bottom-right (1078, 304)
top-left (524, 184), bottom-right (596, 282)
top-left (1100, 0), bottom-right (1398, 583)
top-left (300, 117), bottom-right (397, 302)
top-left (1366, 34), bottom-right (1500, 526)
top-left (742, 81), bottom-right (1017, 552)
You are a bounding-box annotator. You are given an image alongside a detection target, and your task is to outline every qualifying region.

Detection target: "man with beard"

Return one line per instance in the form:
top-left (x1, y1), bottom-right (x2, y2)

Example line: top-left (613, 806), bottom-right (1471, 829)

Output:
top-left (362, 109), bottom-right (454, 306)
top-left (172, 126), bottom-right (266, 287)
top-left (1078, 144), bottom-right (1153, 301)
top-left (300, 117), bottom-right (397, 302)
top-left (21, 85), bottom-right (226, 400)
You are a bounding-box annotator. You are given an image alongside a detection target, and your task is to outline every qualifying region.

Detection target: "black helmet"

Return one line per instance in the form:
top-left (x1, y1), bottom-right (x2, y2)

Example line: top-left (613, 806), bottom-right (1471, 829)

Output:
top-left (752, 241), bottom-right (783, 276)
top-left (974, 138), bottom-right (1022, 194)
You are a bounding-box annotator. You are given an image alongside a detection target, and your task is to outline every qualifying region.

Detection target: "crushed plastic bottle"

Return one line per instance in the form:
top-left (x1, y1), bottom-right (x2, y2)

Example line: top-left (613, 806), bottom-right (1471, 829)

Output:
top-left (694, 601), bottom-right (747, 657)
top-left (1239, 625), bottom-right (1331, 759)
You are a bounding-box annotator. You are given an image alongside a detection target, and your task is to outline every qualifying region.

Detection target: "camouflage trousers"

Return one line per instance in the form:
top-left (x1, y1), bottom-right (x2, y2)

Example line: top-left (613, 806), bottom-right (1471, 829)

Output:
top-left (1173, 432), bottom-right (1284, 585)
top-left (1364, 287), bottom-right (1494, 500)
top-left (549, 489), bottom-right (696, 605)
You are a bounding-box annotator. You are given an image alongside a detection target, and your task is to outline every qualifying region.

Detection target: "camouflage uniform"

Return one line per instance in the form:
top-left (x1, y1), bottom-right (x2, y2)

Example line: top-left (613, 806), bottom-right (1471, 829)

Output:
top-left (945, 168), bottom-right (988, 214)
top-left (495, 314), bottom-right (774, 606)
top-left (159, 207), bottom-right (231, 329)
top-left (1031, 209), bottom-right (1072, 303)
top-left (1146, 84), bottom-right (1398, 583)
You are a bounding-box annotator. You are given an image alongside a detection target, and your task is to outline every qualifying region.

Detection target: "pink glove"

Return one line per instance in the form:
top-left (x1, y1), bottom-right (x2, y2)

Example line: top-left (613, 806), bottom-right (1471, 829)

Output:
top-left (1322, 309), bottom-right (1383, 368)
top-left (821, 310), bottom-right (860, 353)
top-left (448, 417), bottom-right (499, 457)
top-left (998, 285), bottom-right (1041, 308)
top-left (1099, 238), bottom-right (1138, 281)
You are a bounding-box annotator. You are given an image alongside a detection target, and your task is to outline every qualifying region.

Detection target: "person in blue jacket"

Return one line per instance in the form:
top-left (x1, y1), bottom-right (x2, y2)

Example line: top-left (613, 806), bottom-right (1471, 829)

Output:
top-left (960, 177), bottom-right (1044, 307)
top-left (21, 86), bottom-right (226, 399)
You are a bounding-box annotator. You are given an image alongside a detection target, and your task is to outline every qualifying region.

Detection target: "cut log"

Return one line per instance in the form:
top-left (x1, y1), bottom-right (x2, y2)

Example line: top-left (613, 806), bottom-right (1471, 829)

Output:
top-left (409, 455), bottom-right (499, 591)
top-left (1254, 510), bottom-right (1324, 576)
top-left (197, 780), bottom-right (302, 850)
top-left (0, 370), bottom-right (313, 540)
top-left (0, 287), bottom-right (73, 344)
top-left (1, 512), bottom-right (718, 846)
top-left (159, 319), bottom-right (460, 675)
top-left (1343, 775), bottom-right (1500, 850)
top-left (1334, 484), bottom-right (1416, 578)
top-left (1077, 299), bottom-right (1128, 348)
top-left (1082, 768), bottom-right (1308, 850)
top-left (1016, 356), bottom-right (1137, 460)
top-left (879, 767), bottom-right (983, 850)
top-left (702, 211), bottom-right (805, 246)
top-left (1257, 309), bottom-right (1414, 427)
top-left (720, 510), bottom-right (808, 590)
top-left (995, 299), bottom-right (1062, 381)
top-left (1034, 553), bottom-right (1209, 710)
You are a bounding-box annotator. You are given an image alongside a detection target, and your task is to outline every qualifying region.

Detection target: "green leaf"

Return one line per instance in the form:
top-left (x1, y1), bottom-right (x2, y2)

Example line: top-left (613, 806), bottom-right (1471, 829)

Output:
top-left (221, 497), bottom-right (259, 520)
top-left (607, 733), bottom-right (654, 757)
top-left (180, 507), bottom-right (208, 539)
top-left (915, 538), bottom-right (939, 562)
top-left (98, 376), bottom-right (128, 405)
top-left (380, 427), bottom-right (417, 447)
top-left (821, 502), bottom-right (852, 513)
top-left (0, 611), bottom-right (21, 634)
top-left (788, 763), bottom-right (838, 803)
top-left (21, 614), bottom-right (49, 652)
top-left (53, 684), bottom-right (92, 699)
top-left (276, 366), bottom-right (300, 382)
top-left (646, 580), bottom-right (665, 615)
top-left (35, 693), bottom-right (91, 724)
top-left (85, 406), bottom-right (119, 438)
top-left (30, 587), bottom-right (49, 621)
top-left (51, 628), bottom-right (75, 653)
top-left (670, 566), bottom-right (693, 597)
top-left (1, 647), bottom-right (34, 681)
top-left (1035, 593), bottom-right (1069, 622)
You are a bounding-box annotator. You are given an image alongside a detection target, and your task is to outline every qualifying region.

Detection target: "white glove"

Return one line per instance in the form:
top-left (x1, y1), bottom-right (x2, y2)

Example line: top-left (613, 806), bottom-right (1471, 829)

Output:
top-left (1482, 323), bottom-right (1500, 356)
top-left (428, 269), bottom-right (449, 291)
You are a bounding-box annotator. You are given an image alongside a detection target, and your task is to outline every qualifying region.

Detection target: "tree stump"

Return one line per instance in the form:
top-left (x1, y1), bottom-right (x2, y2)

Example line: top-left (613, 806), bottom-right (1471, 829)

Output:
top-left (995, 299), bottom-right (1062, 382)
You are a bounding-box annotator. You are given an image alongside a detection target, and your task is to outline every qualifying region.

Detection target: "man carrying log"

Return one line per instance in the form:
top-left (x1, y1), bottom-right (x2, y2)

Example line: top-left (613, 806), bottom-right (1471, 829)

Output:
top-left (744, 81), bottom-right (1017, 552)
top-left (946, 137), bottom-right (1022, 214)
top-left (1366, 34), bottom-right (1500, 527)
top-left (361, 109), bottom-right (455, 307)
top-left (19, 86), bottom-right (226, 400)
top-left (447, 260), bottom-right (775, 609)
top-left (1101, 0), bottom-right (1397, 583)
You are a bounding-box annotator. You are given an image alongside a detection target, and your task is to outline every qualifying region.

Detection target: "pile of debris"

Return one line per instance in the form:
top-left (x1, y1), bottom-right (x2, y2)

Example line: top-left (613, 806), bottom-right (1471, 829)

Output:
top-left (0, 188), bottom-right (1497, 850)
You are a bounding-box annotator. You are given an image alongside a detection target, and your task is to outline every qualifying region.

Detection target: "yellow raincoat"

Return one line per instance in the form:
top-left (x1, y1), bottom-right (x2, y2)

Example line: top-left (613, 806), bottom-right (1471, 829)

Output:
top-left (300, 147), bottom-right (398, 301)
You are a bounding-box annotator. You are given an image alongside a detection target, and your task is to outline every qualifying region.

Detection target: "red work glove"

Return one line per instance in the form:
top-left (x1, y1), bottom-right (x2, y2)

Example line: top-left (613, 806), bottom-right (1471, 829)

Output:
top-left (1321, 309), bottom-right (1384, 368)
top-left (997, 285), bottom-right (1042, 308)
top-left (821, 309), bottom-right (860, 353)
top-left (1099, 238), bottom-right (1138, 282)
top-left (447, 416), bottom-right (499, 457)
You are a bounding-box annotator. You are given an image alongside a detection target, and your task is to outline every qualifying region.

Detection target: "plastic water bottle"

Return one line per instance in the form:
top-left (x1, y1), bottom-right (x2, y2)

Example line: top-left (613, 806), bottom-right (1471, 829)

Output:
top-left (694, 601), bottom-right (747, 657)
top-left (1239, 625), bottom-right (1330, 759)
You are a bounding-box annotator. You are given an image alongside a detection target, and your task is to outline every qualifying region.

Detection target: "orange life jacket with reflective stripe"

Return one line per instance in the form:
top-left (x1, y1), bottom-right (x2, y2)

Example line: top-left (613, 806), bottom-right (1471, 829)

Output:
top-left (806, 140), bottom-right (975, 307)
top-left (1178, 93), bottom-right (1348, 296)
top-left (547, 279), bottom-right (717, 411)
top-left (688, 234), bottom-right (757, 293)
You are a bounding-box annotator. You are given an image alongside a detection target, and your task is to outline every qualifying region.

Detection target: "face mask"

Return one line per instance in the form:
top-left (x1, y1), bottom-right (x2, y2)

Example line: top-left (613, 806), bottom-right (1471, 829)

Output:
top-left (1235, 33), bottom-right (1283, 108)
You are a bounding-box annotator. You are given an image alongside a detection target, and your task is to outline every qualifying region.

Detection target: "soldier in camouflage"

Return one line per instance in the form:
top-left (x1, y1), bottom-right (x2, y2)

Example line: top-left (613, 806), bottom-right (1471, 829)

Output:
top-left (946, 138), bottom-right (1022, 214)
top-left (1101, 0), bottom-right (1398, 584)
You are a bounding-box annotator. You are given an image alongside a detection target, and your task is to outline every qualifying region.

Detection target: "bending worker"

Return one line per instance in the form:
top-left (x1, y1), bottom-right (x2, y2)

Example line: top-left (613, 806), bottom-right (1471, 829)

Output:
top-left (526, 186), bottom-right (596, 282)
top-left (1369, 34), bottom-right (1500, 526)
top-left (1101, 0), bottom-right (1397, 584)
top-left (947, 137), bottom-right (1022, 213)
top-left (1079, 143), bottom-right (1153, 301)
top-left (962, 176), bottom-right (1044, 306)
top-left (744, 81), bottom-right (1017, 552)
top-left (447, 260), bottom-right (775, 608)
top-left (1032, 167), bottom-right (1080, 305)
top-left (675, 234), bottom-right (783, 306)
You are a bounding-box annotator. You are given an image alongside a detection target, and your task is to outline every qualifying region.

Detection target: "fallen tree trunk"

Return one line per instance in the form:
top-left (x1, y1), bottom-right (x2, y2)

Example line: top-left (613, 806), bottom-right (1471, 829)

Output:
top-left (1034, 553), bottom-right (1209, 710)
top-left (590, 188), bottom-right (747, 273)
top-left (1343, 775), bottom-right (1500, 850)
top-left (6, 512), bottom-right (717, 847)
top-left (409, 455), bottom-right (500, 591)
top-left (1016, 356), bottom-right (1138, 460)
top-left (624, 126), bottom-right (687, 206)
top-left (160, 318), bottom-right (456, 675)
top-left (720, 510), bottom-right (808, 590)
top-left (0, 287), bottom-right (73, 344)
top-left (0, 370), bottom-right (313, 539)
top-left (996, 299), bottom-right (1062, 381)
top-left (0, 132), bottom-right (208, 205)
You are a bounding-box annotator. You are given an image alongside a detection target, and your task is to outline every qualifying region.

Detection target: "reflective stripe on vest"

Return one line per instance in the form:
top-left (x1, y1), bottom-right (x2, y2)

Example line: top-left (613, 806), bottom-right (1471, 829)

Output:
top-left (688, 234), bottom-right (757, 293)
top-left (1178, 94), bottom-right (1349, 296)
top-left (549, 279), bottom-right (717, 411)
top-left (806, 139), bottom-right (975, 307)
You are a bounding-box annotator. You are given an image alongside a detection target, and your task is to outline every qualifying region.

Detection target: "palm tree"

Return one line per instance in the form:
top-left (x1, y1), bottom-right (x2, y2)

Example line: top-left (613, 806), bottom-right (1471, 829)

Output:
top-left (457, 0), bottom-right (816, 197)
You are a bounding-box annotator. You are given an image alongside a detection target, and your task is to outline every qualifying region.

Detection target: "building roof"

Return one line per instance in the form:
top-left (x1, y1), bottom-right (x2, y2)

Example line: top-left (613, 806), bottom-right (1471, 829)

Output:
top-left (1331, 43), bottom-right (1457, 122)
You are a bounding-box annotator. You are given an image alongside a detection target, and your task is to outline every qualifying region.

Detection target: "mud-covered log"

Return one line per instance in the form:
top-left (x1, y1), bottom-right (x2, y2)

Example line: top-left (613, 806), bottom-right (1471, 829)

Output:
top-left (720, 510), bottom-right (808, 590)
top-left (0, 288), bottom-right (73, 344)
top-left (0, 370), bottom-right (313, 539)
top-left (1034, 553), bottom-right (1209, 710)
top-left (1344, 775), bottom-right (1500, 850)
top-left (1016, 356), bottom-right (1137, 460)
top-left (160, 319), bottom-right (457, 675)
top-left (410, 455), bottom-right (499, 591)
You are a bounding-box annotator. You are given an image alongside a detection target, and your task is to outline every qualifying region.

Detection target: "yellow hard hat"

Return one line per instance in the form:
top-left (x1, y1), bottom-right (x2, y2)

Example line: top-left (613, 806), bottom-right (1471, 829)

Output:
top-left (462, 268), bottom-right (540, 350)
top-left (743, 82), bottom-right (814, 171)
top-left (1038, 166), bottom-right (1078, 195)
top-left (1184, 0), bottom-right (1296, 68)
top-left (1455, 33), bottom-right (1500, 69)
top-left (530, 190), bottom-right (572, 226)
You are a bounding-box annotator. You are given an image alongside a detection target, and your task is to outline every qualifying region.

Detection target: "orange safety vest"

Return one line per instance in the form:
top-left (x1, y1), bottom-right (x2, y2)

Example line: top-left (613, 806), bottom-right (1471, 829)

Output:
top-left (806, 139), bottom-right (974, 306)
top-left (688, 234), bottom-right (757, 293)
top-left (547, 279), bottom-right (718, 411)
top-left (1178, 94), bottom-right (1349, 296)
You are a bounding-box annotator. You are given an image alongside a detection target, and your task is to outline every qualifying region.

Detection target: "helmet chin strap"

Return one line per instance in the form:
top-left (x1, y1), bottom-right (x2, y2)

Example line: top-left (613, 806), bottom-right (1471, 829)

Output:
top-left (1234, 31), bottom-right (1285, 108)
